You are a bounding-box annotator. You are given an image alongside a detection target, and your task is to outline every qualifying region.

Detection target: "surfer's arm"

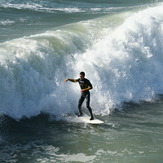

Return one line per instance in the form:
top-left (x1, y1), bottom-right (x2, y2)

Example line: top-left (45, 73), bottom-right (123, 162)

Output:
top-left (64, 79), bottom-right (78, 82)
top-left (80, 86), bottom-right (92, 92)
top-left (80, 87), bottom-right (90, 92)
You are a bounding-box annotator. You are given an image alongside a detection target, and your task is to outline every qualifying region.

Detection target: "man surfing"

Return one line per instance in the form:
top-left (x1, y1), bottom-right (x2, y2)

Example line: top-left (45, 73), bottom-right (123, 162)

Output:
top-left (64, 72), bottom-right (94, 120)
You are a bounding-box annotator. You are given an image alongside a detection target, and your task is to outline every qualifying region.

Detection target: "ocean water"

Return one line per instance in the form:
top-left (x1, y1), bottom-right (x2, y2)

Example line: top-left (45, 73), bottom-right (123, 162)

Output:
top-left (0, 0), bottom-right (163, 162)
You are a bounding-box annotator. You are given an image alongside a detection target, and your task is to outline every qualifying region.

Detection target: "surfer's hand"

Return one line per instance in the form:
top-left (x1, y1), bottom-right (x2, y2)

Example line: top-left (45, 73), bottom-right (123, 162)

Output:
top-left (64, 79), bottom-right (68, 82)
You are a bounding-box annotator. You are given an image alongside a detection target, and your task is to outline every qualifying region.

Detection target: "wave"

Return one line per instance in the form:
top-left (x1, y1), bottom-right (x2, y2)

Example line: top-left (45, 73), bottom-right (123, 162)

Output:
top-left (0, 20), bottom-right (15, 25)
top-left (0, 3), bottom-right (83, 13)
top-left (0, 0), bottom-right (146, 14)
top-left (0, 4), bottom-right (163, 119)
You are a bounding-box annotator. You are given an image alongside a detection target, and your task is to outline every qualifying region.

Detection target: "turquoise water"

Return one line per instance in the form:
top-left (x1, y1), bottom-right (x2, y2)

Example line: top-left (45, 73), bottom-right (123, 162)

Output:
top-left (0, 0), bottom-right (163, 162)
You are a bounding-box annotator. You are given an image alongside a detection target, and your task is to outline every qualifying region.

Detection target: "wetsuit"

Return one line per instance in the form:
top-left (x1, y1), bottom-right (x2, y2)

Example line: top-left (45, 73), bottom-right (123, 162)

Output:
top-left (68, 78), bottom-right (94, 119)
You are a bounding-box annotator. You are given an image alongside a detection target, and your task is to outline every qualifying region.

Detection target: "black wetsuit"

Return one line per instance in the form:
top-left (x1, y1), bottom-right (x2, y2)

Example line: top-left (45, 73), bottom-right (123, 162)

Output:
top-left (76, 78), bottom-right (94, 119)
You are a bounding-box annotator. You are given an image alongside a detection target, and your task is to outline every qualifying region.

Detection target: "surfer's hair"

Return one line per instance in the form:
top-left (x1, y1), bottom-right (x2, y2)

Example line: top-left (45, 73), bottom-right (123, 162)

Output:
top-left (80, 71), bottom-right (85, 77)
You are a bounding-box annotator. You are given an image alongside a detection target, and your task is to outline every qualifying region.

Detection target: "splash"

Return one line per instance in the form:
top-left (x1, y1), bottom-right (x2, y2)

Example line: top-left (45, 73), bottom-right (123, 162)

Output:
top-left (0, 4), bottom-right (163, 119)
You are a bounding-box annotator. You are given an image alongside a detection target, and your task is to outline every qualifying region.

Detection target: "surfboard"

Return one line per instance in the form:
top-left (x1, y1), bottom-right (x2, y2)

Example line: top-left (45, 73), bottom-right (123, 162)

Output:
top-left (78, 116), bottom-right (104, 124)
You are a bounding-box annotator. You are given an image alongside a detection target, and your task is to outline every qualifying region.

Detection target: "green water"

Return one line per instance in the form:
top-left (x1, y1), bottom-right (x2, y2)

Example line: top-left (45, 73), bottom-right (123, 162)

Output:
top-left (1, 99), bottom-right (163, 163)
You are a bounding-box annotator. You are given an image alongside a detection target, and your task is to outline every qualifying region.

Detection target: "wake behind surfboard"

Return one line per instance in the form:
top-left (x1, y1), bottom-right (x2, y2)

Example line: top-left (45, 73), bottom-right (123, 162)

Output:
top-left (78, 116), bottom-right (104, 124)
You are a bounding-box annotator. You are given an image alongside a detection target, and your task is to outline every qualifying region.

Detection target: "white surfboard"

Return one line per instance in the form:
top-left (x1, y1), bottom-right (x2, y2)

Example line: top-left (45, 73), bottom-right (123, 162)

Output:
top-left (78, 116), bottom-right (104, 124)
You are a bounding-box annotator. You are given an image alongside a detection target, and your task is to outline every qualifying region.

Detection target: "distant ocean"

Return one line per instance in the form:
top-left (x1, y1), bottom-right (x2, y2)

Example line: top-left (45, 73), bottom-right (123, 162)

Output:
top-left (0, 0), bottom-right (163, 162)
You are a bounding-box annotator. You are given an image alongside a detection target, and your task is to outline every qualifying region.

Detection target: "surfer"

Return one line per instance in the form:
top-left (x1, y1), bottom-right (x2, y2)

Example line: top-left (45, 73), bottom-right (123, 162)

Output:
top-left (64, 72), bottom-right (94, 120)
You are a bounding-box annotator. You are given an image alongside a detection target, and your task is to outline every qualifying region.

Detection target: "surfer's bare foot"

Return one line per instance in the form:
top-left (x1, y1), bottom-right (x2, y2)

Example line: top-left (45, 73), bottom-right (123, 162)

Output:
top-left (78, 113), bottom-right (83, 117)
top-left (75, 113), bottom-right (83, 117)
top-left (90, 117), bottom-right (94, 120)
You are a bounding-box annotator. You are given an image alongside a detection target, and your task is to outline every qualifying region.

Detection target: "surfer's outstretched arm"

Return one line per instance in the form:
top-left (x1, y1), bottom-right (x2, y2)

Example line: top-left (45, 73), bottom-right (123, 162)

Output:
top-left (64, 79), bottom-right (78, 82)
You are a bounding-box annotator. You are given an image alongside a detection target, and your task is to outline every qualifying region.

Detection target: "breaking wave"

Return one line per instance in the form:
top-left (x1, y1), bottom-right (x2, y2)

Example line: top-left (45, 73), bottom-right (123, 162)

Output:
top-left (0, 3), bottom-right (163, 119)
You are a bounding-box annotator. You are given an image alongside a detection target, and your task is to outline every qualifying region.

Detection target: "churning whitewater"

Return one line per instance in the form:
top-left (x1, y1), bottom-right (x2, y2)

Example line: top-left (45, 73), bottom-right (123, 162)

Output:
top-left (1, 3), bottom-right (163, 119)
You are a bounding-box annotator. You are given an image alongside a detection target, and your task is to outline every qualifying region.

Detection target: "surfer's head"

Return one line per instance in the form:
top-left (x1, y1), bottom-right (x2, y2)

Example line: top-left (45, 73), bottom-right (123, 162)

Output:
top-left (80, 71), bottom-right (85, 79)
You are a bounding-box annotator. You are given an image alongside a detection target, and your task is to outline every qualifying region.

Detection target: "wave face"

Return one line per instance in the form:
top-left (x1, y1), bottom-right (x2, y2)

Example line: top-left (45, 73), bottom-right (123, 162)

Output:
top-left (1, 4), bottom-right (163, 119)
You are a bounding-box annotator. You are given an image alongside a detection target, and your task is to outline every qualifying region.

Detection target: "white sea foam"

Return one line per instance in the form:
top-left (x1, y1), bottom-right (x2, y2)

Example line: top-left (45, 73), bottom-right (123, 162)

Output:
top-left (0, 4), bottom-right (163, 119)
top-left (1, 3), bottom-right (43, 10)
top-left (0, 20), bottom-right (15, 25)
top-left (0, 2), bottom-right (84, 13)
top-left (0, 2), bottom-right (131, 14)
top-left (73, 4), bottom-right (163, 115)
